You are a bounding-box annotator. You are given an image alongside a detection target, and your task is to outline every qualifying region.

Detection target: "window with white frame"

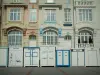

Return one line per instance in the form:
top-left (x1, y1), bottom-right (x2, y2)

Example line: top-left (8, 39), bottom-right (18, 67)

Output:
top-left (64, 8), bottom-right (71, 23)
top-left (43, 30), bottom-right (58, 45)
top-left (79, 9), bottom-right (92, 21)
top-left (30, 0), bottom-right (36, 3)
top-left (9, 8), bottom-right (21, 21)
top-left (8, 30), bottom-right (22, 47)
top-left (45, 9), bottom-right (56, 22)
top-left (78, 30), bottom-right (93, 47)
top-left (47, 0), bottom-right (54, 3)
top-left (29, 9), bottom-right (37, 22)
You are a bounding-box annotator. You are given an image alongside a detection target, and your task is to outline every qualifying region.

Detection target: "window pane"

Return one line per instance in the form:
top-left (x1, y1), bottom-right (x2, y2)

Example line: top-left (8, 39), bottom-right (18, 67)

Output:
top-left (45, 9), bottom-right (56, 22)
top-left (10, 13), bottom-right (13, 20)
top-left (30, 0), bottom-right (36, 3)
top-left (43, 31), bottom-right (58, 45)
top-left (79, 9), bottom-right (92, 21)
top-left (64, 9), bottom-right (71, 22)
top-left (10, 8), bottom-right (20, 21)
top-left (29, 9), bottom-right (37, 22)
top-left (47, 0), bottom-right (54, 3)
top-left (8, 31), bottom-right (22, 47)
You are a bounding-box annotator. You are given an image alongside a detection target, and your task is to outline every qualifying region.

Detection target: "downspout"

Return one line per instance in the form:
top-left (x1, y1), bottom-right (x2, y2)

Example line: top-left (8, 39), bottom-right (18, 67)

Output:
top-left (0, 0), bottom-right (2, 46)
top-left (73, 0), bottom-right (75, 48)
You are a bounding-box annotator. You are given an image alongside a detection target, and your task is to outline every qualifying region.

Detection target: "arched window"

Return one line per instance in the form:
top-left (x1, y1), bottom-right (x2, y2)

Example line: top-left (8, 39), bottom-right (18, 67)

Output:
top-left (29, 35), bottom-right (36, 40)
top-left (43, 30), bottom-right (58, 45)
top-left (8, 30), bottom-right (22, 47)
top-left (78, 30), bottom-right (93, 47)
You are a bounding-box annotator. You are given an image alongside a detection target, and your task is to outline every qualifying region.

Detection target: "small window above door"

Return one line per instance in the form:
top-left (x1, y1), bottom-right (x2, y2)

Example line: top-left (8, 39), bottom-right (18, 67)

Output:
top-left (29, 35), bottom-right (36, 40)
top-left (64, 35), bottom-right (71, 40)
top-left (47, 0), bottom-right (54, 3)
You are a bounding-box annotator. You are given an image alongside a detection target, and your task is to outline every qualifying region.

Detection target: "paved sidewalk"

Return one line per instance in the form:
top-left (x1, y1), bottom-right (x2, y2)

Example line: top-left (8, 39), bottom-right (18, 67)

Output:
top-left (0, 67), bottom-right (100, 75)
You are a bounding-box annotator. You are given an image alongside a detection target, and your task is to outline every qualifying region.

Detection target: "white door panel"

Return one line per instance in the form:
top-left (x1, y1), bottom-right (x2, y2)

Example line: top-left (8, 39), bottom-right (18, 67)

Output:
top-left (32, 49), bottom-right (39, 66)
top-left (24, 49), bottom-right (30, 66)
top-left (57, 51), bottom-right (62, 65)
top-left (72, 52), bottom-right (77, 66)
top-left (88, 51), bottom-right (97, 66)
top-left (15, 51), bottom-right (23, 66)
top-left (40, 49), bottom-right (47, 66)
top-left (63, 51), bottom-right (69, 65)
top-left (9, 51), bottom-right (15, 66)
top-left (48, 50), bottom-right (54, 66)
top-left (78, 52), bottom-right (84, 66)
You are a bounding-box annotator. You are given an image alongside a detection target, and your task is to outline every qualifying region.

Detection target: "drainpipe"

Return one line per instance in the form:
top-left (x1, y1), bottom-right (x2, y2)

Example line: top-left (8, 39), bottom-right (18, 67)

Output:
top-left (0, 0), bottom-right (2, 46)
top-left (73, 0), bottom-right (75, 48)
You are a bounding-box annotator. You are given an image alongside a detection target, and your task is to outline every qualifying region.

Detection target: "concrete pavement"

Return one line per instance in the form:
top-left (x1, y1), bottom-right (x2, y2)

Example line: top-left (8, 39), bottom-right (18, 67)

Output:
top-left (0, 67), bottom-right (100, 75)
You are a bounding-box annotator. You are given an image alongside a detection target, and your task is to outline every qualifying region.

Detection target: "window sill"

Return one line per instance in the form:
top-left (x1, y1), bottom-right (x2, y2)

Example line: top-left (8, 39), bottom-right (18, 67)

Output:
top-left (8, 21), bottom-right (22, 23)
top-left (29, 2), bottom-right (37, 4)
top-left (78, 21), bottom-right (93, 23)
top-left (44, 21), bottom-right (56, 24)
top-left (45, 2), bottom-right (56, 4)
top-left (29, 22), bottom-right (37, 23)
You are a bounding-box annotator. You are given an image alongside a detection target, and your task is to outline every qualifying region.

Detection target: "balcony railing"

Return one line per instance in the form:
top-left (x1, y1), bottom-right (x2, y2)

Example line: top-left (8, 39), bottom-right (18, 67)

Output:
top-left (41, 42), bottom-right (60, 45)
top-left (74, 1), bottom-right (95, 7)
top-left (78, 43), bottom-right (94, 48)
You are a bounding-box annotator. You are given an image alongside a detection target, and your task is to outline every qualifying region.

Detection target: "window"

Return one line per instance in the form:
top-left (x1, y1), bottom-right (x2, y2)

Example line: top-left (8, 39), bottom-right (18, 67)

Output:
top-left (43, 31), bottom-right (58, 45)
top-left (64, 35), bottom-right (71, 40)
top-left (12, 0), bottom-right (21, 3)
top-left (30, 0), bottom-right (36, 3)
top-left (47, 0), bottom-right (54, 3)
top-left (9, 8), bottom-right (21, 21)
top-left (8, 30), bottom-right (22, 47)
top-left (45, 9), bottom-right (56, 22)
top-left (29, 35), bottom-right (36, 40)
top-left (79, 9), bottom-right (92, 21)
top-left (64, 8), bottom-right (71, 23)
top-left (67, 0), bottom-right (70, 4)
top-left (29, 9), bottom-right (37, 22)
top-left (78, 30), bottom-right (93, 47)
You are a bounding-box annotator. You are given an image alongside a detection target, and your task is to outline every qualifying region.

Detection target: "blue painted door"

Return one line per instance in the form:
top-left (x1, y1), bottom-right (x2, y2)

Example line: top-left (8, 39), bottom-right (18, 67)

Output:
top-left (56, 50), bottom-right (70, 67)
top-left (63, 51), bottom-right (69, 66)
top-left (56, 51), bottom-right (63, 65)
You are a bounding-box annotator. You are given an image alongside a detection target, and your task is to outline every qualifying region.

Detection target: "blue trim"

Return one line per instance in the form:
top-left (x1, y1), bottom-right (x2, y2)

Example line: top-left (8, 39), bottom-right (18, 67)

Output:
top-left (69, 50), bottom-right (70, 67)
top-left (0, 47), bottom-right (8, 48)
top-left (56, 50), bottom-right (57, 67)
top-left (56, 50), bottom-right (70, 67)
top-left (30, 49), bottom-right (31, 65)
top-left (84, 49), bottom-right (85, 66)
top-left (24, 47), bottom-right (40, 49)
top-left (32, 50), bottom-right (33, 65)
top-left (77, 52), bottom-right (78, 66)
top-left (62, 51), bottom-right (64, 65)
top-left (63, 24), bottom-right (72, 26)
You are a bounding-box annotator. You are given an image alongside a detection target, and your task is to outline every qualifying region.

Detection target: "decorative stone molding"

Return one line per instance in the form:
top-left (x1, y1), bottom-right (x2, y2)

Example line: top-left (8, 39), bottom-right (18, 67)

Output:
top-left (2, 26), bottom-right (27, 36)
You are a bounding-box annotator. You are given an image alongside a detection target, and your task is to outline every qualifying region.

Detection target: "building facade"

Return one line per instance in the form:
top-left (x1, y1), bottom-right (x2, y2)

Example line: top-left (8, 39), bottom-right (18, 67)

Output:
top-left (1, 0), bottom-right (39, 47)
top-left (0, 0), bottom-right (100, 67)
top-left (1, 0), bottom-right (100, 49)
top-left (38, 0), bottom-right (100, 49)
top-left (38, 0), bottom-right (74, 49)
